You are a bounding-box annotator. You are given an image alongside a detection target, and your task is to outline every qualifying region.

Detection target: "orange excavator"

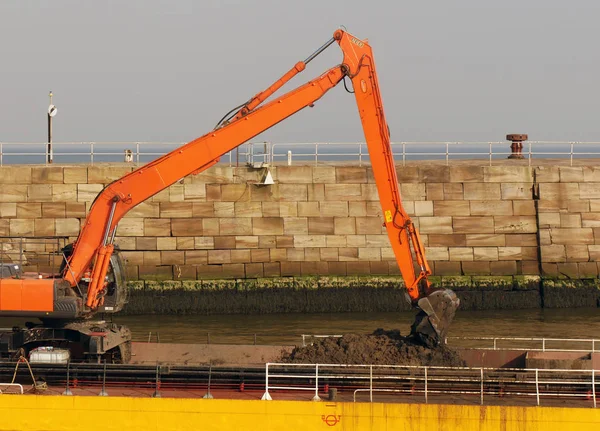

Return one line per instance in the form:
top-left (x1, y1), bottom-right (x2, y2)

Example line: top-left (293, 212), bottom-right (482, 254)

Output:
top-left (0, 29), bottom-right (459, 362)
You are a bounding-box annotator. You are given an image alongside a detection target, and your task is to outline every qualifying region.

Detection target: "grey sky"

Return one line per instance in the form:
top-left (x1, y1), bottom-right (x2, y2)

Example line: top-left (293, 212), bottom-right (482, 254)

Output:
top-left (1, 0), bottom-right (599, 144)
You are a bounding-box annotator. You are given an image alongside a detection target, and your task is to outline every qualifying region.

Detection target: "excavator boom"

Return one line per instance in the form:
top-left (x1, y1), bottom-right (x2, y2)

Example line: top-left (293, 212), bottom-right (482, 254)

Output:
top-left (0, 29), bottom-right (459, 363)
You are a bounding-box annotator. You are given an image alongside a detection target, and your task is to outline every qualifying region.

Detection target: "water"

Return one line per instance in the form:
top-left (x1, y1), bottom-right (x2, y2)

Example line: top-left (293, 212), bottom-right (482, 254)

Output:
top-left (3, 308), bottom-right (595, 346)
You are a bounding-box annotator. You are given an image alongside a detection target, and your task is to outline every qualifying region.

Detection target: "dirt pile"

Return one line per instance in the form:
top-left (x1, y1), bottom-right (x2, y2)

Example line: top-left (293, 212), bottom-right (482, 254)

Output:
top-left (282, 329), bottom-right (465, 367)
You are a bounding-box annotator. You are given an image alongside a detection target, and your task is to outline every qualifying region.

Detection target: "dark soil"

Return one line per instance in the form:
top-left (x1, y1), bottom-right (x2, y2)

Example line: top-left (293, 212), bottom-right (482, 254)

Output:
top-left (282, 329), bottom-right (465, 367)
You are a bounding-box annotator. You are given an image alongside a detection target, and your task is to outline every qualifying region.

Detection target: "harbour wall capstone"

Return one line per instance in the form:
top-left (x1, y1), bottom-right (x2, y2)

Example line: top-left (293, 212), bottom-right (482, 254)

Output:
top-left (0, 162), bottom-right (599, 312)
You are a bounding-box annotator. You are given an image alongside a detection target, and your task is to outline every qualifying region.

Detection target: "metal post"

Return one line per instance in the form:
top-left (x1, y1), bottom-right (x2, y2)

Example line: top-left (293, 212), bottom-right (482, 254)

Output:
top-left (570, 142), bottom-right (574, 167)
top-left (593, 369), bottom-right (597, 408)
top-left (47, 91), bottom-right (54, 164)
top-left (136, 142), bottom-right (140, 164)
top-left (90, 142), bottom-right (94, 165)
top-left (315, 143), bottom-right (318, 165)
top-left (542, 339), bottom-right (546, 352)
top-left (287, 150), bottom-right (292, 166)
top-left (261, 363), bottom-right (272, 400)
top-left (302, 334), bottom-right (306, 347)
top-left (493, 338), bottom-right (497, 350)
top-left (98, 360), bottom-right (108, 396)
top-left (312, 364), bottom-right (321, 401)
top-left (445, 142), bottom-right (449, 165)
top-left (424, 367), bottom-right (428, 404)
top-left (480, 368), bottom-right (484, 405)
top-left (359, 143), bottom-right (362, 167)
top-left (63, 361), bottom-right (73, 396)
top-left (402, 143), bottom-right (406, 166)
top-left (535, 369), bottom-right (540, 406)
top-left (203, 365), bottom-right (214, 399)
top-left (152, 364), bottom-right (161, 398)
top-left (489, 142), bottom-right (492, 166)
top-left (369, 365), bottom-right (373, 403)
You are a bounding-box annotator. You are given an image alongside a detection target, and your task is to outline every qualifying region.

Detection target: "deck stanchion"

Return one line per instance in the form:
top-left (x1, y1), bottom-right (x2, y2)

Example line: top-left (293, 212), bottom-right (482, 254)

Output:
top-left (480, 368), bottom-right (484, 405)
top-left (261, 363), bottom-right (272, 400)
top-left (535, 369), bottom-right (540, 406)
top-left (152, 364), bottom-right (161, 398)
top-left (62, 361), bottom-right (73, 396)
top-left (370, 365), bottom-right (373, 403)
top-left (312, 364), bottom-right (321, 401)
top-left (593, 369), bottom-right (597, 408)
top-left (424, 367), bottom-right (428, 404)
top-left (98, 360), bottom-right (108, 396)
top-left (203, 365), bottom-right (214, 399)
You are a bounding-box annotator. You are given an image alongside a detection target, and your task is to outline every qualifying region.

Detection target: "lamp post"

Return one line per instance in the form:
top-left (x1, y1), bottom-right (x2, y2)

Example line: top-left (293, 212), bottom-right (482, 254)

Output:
top-left (47, 91), bottom-right (58, 164)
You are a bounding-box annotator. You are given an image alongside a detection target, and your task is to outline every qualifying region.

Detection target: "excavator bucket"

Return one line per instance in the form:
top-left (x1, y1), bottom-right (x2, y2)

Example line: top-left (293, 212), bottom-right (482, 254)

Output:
top-left (410, 289), bottom-right (460, 348)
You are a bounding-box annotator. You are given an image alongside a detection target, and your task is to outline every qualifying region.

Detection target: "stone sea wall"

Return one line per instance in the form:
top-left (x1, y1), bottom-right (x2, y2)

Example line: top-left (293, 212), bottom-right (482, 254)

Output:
top-left (0, 162), bottom-right (598, 313)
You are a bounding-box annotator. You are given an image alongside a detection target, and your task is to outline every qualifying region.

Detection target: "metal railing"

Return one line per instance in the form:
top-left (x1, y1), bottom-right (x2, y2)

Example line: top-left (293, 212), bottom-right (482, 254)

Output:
top-left (0, 383), bottom-right (24, 395)
top-left (261, 362), bottom-right (598, 407)
top-left (2, 141), bottom-right (600, 167)
top-left (0, 236), bottom-right (69, 275)
top-left (446, 336), bottom-right (600, 352)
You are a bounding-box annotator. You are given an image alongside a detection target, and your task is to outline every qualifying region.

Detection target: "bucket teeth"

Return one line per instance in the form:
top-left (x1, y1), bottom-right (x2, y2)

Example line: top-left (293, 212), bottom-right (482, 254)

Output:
top-left (410, 289), bottom-right (460, 348)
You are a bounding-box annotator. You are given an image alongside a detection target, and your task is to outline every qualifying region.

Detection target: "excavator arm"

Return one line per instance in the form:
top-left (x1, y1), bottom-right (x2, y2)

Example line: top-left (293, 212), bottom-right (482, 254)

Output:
top-left (62, 29), bottom-right (458, 345)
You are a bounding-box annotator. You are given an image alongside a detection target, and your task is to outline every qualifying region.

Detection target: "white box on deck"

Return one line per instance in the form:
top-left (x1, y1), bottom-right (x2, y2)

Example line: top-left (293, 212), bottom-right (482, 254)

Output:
top-left (29, 347), bottom-right (70, 364)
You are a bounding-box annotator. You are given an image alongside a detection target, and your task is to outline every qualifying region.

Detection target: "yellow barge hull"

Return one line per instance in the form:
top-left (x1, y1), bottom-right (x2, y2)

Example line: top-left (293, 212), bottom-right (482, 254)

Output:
top-left (0, 395), bottom-right (599, 430)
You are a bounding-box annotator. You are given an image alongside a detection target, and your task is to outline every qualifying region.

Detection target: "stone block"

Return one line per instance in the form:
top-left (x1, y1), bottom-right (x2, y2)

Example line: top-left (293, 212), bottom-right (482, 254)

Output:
top-left (324, 184), bottom-right (362, 201)
top-left (434, 201), bottom-right (470, 216)
top-left (444, 183), bottom-right (464, 200)
top-left (116, 218), bottom-right (144, 236)
top-left (419, 216), bottom-right (453, 234)
top-left (339, 247), bottom-right (358, 261)
top-left (539, 183), bottom-right (579, 201)
top-left (582, 213), bottom-right (600, 227)
top-left (0, 185), bottom-right (28, 203)
top-left (464, 183), bottom-right (501, 200)
top-left (454, 217), bottom-right (495, 234)
top-left (214, 202), bottom-right (234, 218)
top-left (281, 262), bottom-right (302, 276)
top-left (168, 184), bottom-right (184, 202)
top-left (171, 219), bottom-right (202, 236)
top-left (433, 261), bottom-right (462, 275)
top-left (63, 167), bottom-right (87, 184)
top-left (420, 166), bottom-right (450, 182)
top-left (320, 202), bottom-right (348, 217)
top-left (474, 247), bottom-right (498, 261)
top-left (560, 214), bottom-right (581, 228)
top-left (87, 166), bottom-right (132, 183)
top-left (250, 249), bottom-right (270, 263)
top-left (205, 184), bottom-right (221, 201)
top-left (319, 248), bottom-right (338, 261)
top-left (534, 166), bottom-right (560, 183)
top-left (0, 203), bottom-right (16, 218)
top-left (230, 249), bottom-right (251, 263)
top-left (308, 217), bottom-right (334, 235)
top-left (253, 217), bottom-right (283, 235)
top-left (190, 166), bottom-right (234, 184)
top-left (394, 165), bottom-right (420, 183)
top-left (560, 167), bottom-right (584, 182)
top-left (300, 262), bottom-right (329, 276)
top-left (143, 218), bottom-right (171, 236)
top-left (539, 212), bottom-right (560, 228)
top-left (115, 237), bottom-right (136, 250)
top-left (261, 202), bottom-right (280, 217)
top-left (137, 237), bottom-right (157, 250)
top-left (286, 249), bottom-right (305, 261)
top-left (578, 262), bottom-right (598, 277)
top-left (151, 189), bottom-right (170, 203)
top-left (258, 236), bottom-right (276, 248)
top-left (28, 184), bottom-right (53, 202)
top-left (213, 236), bottom-right (236, 250)
top-left (360, 184), bottom-right (379, 201)
top-left (326, 235), bottom-right (346, 247)
top-left (365, 234), bottom-right (390, 248)
top-left (494, 216), bottom-right (537, 233)
top-left (521, 247), bottom-right (538, 260)
top-left (294, 235), bottom-right (326, 248)
top-left (66, 202), bottom-right (86, 218)
top-left (429, 234), bottom-right (466, 246)
top-left (161, 251), bottom-right (184, 265)
top-left (219, 218), bottom-right (252, 235)
top-left (202, 218), bottom-right (220, 236)
top-left (426, 183), bottom-right (444, 201)
top-left (184, 250), bottom-right (207, 265)
top-left (279, 184), bottom-right (307, 202)
top-left (52, 184), bottom-right (77, 202)
top-left (449, 247), bottom-right (473, 261)
top-left (400, 183), bottom-right (426, 201)
top-left (277, 166), bottom-right (313, 183)
top-left (334, 217), bottom-right (356, 235)
top-left (284, 217), bottom-right (308, 234)
top-left (307, 184), bottom-right (325, 201)
top-left (279, 202), bottom-right (298, 217)
top-left (550, 227), bottom-right (594, 244)
top-left (160, 202), bottom-right (193, 218)
top-left (347, 235), bottom-right (366, 247)
top-left (41, 203), bottom-right (65, 218)
top-left (313, 166), bottom-right (336, 183)
top-left (157, 237), bottom-right (177, 251)
top-left (208, 250), bottom-right (231, 264)
top-left (414, 201), bottom-right (433, 216)
top-left (470, 201), bottom-right (512, 216)
top-left (505, 234), bottom-right (537, 246)
top-left (298, 202), bottom-right (320, 217)
top-left (366, 202), bottom-right (383, 217)
top-left (541, 245), bottom-right (566, 262)
top-left (568, 200), bottom-right (590, 213)
top-left (122, 251), bottom-right (144, 265)
top-left (221, 184), bottom-right (250, 201)
top-left (513, 201), bottom-right (536, 216)
top-left (336, 167), bottom-right (367, 183)
top-left (539, 230), bottom-right (551, 245)
top-left (7, 219), bottom-right (31, 236)
top-left (498, 247), bottom-right (522, 260)
top-left (484, 166), bottom-right (532, 183)
top-left (126, 202), bottom-right (159, 218)
top-left (276, 236), bottom-right (294, 248)
top-left (501, 183), bottom-right (532, 200)
top-left (263, 262), bottom-right (281, 277)
top-left (30, 166), bottom-right (63, 184)
top-left (269, 248), bottom-right (287, 262)
top-left (17, 203), bottom-right (41, 219)
top-left (183, 183), bottom-right (206, 201)
top-left (449, 166), bottom-right (484, 183)
top-left (327, 262), bottom-right (347, 276)
top-left (462, 261), bottom-right (491, 275)
top-left (565, 245), bottom-right (589, 262)
top-left (489, 261), bottom-right (516, 276)
top-left (235, 236), bottom-right (259, 248)
top-left (583, 167), bottom-right (600, 182)
top-left (580, 183), bottom-right (600, 199)
top-left (34, 218), bottom-right (54, 236)
top-left (356, 217), bottom-right (385, 234)
top-left (427, 247), bottom-right (449, 261)
top-left (77, 184), bottom-right (103, 202)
